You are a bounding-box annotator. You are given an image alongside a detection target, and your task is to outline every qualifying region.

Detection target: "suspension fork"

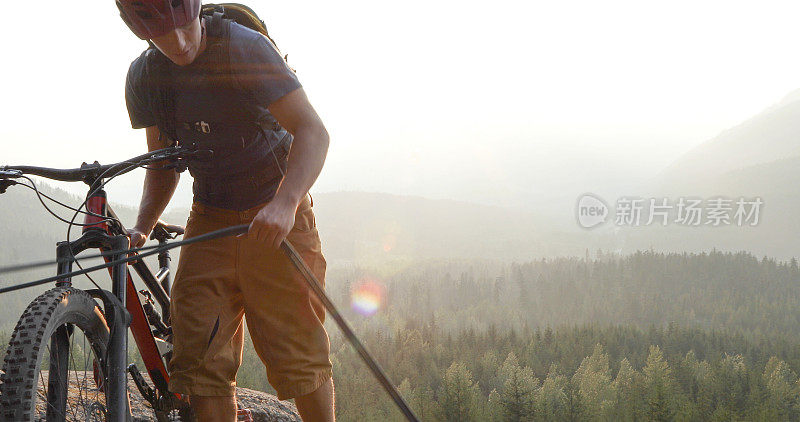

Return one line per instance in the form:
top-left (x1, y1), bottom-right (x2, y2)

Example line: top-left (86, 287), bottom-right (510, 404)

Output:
top-left (53, 186), bottom-right (172, 421)
top-left (107, 235), bottom-right (132, 422)
top-left (52, 187), bottom-right (126, 421)
top-left (54, 230), bottom-right (132, 422)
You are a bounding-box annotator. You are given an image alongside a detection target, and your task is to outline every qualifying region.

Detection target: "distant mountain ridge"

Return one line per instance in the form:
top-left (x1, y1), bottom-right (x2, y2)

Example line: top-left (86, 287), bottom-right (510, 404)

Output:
top-left (654, 87), bottom-right (800, 190)
top-left (614, 88), bottom-right (800, 260)
top-left (311, 191), bottom-right (579, 263)
top-left (0, 183), bottom-right (580, 267)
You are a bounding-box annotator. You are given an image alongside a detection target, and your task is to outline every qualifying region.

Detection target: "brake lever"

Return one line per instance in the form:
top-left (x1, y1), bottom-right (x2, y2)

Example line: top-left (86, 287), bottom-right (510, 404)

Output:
top-left (0, 180), bottom-right (17, 194)
top-left (0, 169), bottom-right (22, 179)
top-left (0, 169), bottom-right (22, 194)
top-left (160, 148), bottom-right (213, 173)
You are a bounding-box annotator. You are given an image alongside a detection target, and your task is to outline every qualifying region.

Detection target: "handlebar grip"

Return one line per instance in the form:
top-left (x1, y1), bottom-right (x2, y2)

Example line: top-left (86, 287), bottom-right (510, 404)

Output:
top-left (150, 220), bottom-right (185, 241)
top-left (161, 222), bottom-right (185, 235)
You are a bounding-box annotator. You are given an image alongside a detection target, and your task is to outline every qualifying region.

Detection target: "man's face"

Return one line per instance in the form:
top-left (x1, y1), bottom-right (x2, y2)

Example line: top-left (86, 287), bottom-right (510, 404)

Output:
top-left (150, 17), bottom-right (204, 66)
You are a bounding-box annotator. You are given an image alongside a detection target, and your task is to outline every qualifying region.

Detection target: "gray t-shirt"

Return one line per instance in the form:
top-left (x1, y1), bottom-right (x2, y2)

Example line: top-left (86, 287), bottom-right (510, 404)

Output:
top-left (125, 19), bottom-right (302, 210)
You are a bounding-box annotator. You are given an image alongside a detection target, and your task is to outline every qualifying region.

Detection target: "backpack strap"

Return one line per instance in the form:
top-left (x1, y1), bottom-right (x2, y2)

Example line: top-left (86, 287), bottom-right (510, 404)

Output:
top-left (207, 9), bottom-right (226, 39)
top-left (204, 10), bottom-right (235, 87)
top-left (144, 49), bottom-right (178, 144)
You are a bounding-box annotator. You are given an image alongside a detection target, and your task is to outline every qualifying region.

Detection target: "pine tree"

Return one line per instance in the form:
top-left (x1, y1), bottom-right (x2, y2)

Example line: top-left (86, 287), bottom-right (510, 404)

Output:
top-left (499, 352), bottom-right (539, 421)
top-left (486, 389), bottom-right (504, 422)
top-left (762, 356), bottom-right (799, 420)
top-left (571, 344), bottom-right (613, 418)
top-left (643, 345), bottom-right (677, 421)
top-left (536, 364), bottom-right (569, 420)
top-left (680, 350), bottom-right (713, 420)
top-left (437, 362), bottom-right (482, 422)
top-left (611, 358), bottom-right (640, 421)
top-left (715, 353), bottom-right (748, 418)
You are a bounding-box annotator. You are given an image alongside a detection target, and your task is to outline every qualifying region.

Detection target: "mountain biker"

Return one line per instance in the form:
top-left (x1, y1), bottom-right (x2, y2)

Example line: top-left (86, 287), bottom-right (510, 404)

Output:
top-left (116, 1), bottom-right (334, 421)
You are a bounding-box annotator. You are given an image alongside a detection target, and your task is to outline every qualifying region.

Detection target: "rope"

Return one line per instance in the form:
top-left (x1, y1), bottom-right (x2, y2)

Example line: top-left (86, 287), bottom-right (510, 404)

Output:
top-left (0, 224), bottom-right (421, 421)
top-left (0, 225), bottom-right (249, 294)
top-left (281, 241), bottom-right (420, 421)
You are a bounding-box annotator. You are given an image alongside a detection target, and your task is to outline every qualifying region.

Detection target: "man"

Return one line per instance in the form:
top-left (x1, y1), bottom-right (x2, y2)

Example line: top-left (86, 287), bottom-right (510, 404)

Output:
top-left (116, 1), bottom-right (334, 421)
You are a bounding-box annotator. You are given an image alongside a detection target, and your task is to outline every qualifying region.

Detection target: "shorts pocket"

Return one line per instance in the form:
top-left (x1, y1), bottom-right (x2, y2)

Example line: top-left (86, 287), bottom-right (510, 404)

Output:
top-left (191, 202), bottom-right (210, 216)
top-left (292, 208), bottom-right (316, 232)
top-left (292, 196), bottom-right (316, 233)
top-left (183, 214), bottom-right (198, 240)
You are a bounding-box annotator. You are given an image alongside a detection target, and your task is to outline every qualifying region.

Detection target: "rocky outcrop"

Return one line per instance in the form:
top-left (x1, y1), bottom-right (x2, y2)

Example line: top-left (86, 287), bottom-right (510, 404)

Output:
top-left (235, 389), bottom-right (302, 422)
top-left (18, 371), bottom-right (301, 421)
top-left (127, 376), bottom-right (302, 421)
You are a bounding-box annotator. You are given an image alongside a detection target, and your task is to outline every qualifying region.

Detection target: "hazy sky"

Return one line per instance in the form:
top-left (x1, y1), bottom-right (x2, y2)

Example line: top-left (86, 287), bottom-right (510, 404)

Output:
top-left (2, 0), bottom-right (800, 210)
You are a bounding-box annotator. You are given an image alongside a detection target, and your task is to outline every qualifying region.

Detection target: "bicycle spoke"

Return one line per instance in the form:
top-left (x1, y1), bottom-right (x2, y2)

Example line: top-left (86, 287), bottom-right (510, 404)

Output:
top-left (69, 329), bottom-right (105, 421)
top-left (83, 334), bottom-right (105, 422)
top-left (83, 334), bottom-right (91, 415)
top-left (67, 328), bottom-right (79, 421)
top-left (60, 336), bottom-right (74, 421)
top-left (39, 348), bottom-right (59, 419)
top-left (44, 335), bottom-right (69, 421)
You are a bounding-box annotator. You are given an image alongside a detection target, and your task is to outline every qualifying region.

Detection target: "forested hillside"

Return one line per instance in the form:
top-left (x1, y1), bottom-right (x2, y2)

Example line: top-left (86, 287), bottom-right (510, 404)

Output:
top-left (327, 325), bottom-right (800, 421)
top-left (322, 250), bottom-right (800, 340)
top-left (230, 250), bottom-right (800, 420)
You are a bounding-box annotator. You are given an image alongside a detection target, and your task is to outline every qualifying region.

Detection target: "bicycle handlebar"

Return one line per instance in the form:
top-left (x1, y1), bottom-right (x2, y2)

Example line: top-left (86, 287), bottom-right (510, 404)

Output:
top-left (0, 146), bottom-right (196, 183)
top-left (2, 163), bottom-right (126, 182)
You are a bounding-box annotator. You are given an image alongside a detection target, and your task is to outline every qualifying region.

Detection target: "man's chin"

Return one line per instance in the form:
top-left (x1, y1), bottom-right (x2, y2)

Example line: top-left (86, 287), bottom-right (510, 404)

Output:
top-left (168, 53), bottom-right (195, 66)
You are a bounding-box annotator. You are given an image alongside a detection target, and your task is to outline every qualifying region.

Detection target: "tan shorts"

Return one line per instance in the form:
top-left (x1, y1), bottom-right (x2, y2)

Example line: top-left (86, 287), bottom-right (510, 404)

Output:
top-left (167, 194), bottom-right (331, 400)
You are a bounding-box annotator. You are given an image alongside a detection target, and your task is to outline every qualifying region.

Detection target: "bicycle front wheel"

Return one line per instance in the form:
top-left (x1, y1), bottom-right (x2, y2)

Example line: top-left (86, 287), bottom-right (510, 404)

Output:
top-left (1, 287), bottom-right (111, 421)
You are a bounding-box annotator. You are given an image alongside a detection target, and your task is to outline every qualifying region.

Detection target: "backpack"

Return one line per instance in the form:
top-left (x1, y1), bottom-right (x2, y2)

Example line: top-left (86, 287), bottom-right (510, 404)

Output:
top-left (149, 2), bottom-right (294, 144)
top-left (201, 3), bottom-right (293, 70)
top-left (204, 3), bottom-right (267, 35)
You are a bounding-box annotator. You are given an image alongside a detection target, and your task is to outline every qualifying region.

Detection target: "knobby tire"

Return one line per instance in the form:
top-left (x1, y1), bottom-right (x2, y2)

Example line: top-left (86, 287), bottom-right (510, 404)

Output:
top-left (0, 287), bottom-right (112, 421)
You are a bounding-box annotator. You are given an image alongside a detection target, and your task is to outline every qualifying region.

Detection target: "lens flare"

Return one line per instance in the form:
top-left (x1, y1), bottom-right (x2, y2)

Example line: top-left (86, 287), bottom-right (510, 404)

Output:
top-left (382, 233), bottom-right (396, 252)
top-left (351, 279), bottom-right (385, 316)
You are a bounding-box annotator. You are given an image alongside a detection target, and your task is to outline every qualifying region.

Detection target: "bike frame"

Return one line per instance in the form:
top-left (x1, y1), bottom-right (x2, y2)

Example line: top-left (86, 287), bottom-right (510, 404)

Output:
top-left (56, 181), bottom-right (178, 422)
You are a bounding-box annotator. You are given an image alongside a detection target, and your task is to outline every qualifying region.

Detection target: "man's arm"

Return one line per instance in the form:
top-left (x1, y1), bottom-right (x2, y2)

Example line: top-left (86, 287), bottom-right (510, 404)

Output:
top-left (271, 88), bottom-right (330, 207)
top-left (246, 87), bottom-right (330, 247)
top-left (129, 126), bottom-right (181, 247)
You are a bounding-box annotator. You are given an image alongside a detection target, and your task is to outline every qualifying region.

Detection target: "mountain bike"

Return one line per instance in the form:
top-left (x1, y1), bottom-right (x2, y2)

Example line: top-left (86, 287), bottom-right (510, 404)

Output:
top-left (0, 146), bottom-right (252, 421)
top-left (0, 146), bottom-right (422, 422)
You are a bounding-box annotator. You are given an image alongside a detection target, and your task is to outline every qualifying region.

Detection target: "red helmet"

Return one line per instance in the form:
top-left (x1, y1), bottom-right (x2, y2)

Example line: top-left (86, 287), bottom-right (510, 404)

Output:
top-left (116, 0), bottom-right (202, 39)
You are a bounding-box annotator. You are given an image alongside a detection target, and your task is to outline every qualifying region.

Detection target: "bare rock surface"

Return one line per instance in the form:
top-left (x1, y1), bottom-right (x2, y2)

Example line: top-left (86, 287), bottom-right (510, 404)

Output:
top-left (129, 375), bottom-right (302, 421)
top-left (234, 389), bottom-right (302, 422)
top-left (128, 375), bottom-right (302, 421)
top-left (25, 371), bottom-right (301, 421)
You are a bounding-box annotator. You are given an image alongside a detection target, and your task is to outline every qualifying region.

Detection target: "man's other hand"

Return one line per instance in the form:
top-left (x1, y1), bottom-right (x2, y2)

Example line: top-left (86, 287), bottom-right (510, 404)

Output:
top-left (128, 227), bottom-right (149, 248)
top-left (247, 197), bottom-right (297, 249)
